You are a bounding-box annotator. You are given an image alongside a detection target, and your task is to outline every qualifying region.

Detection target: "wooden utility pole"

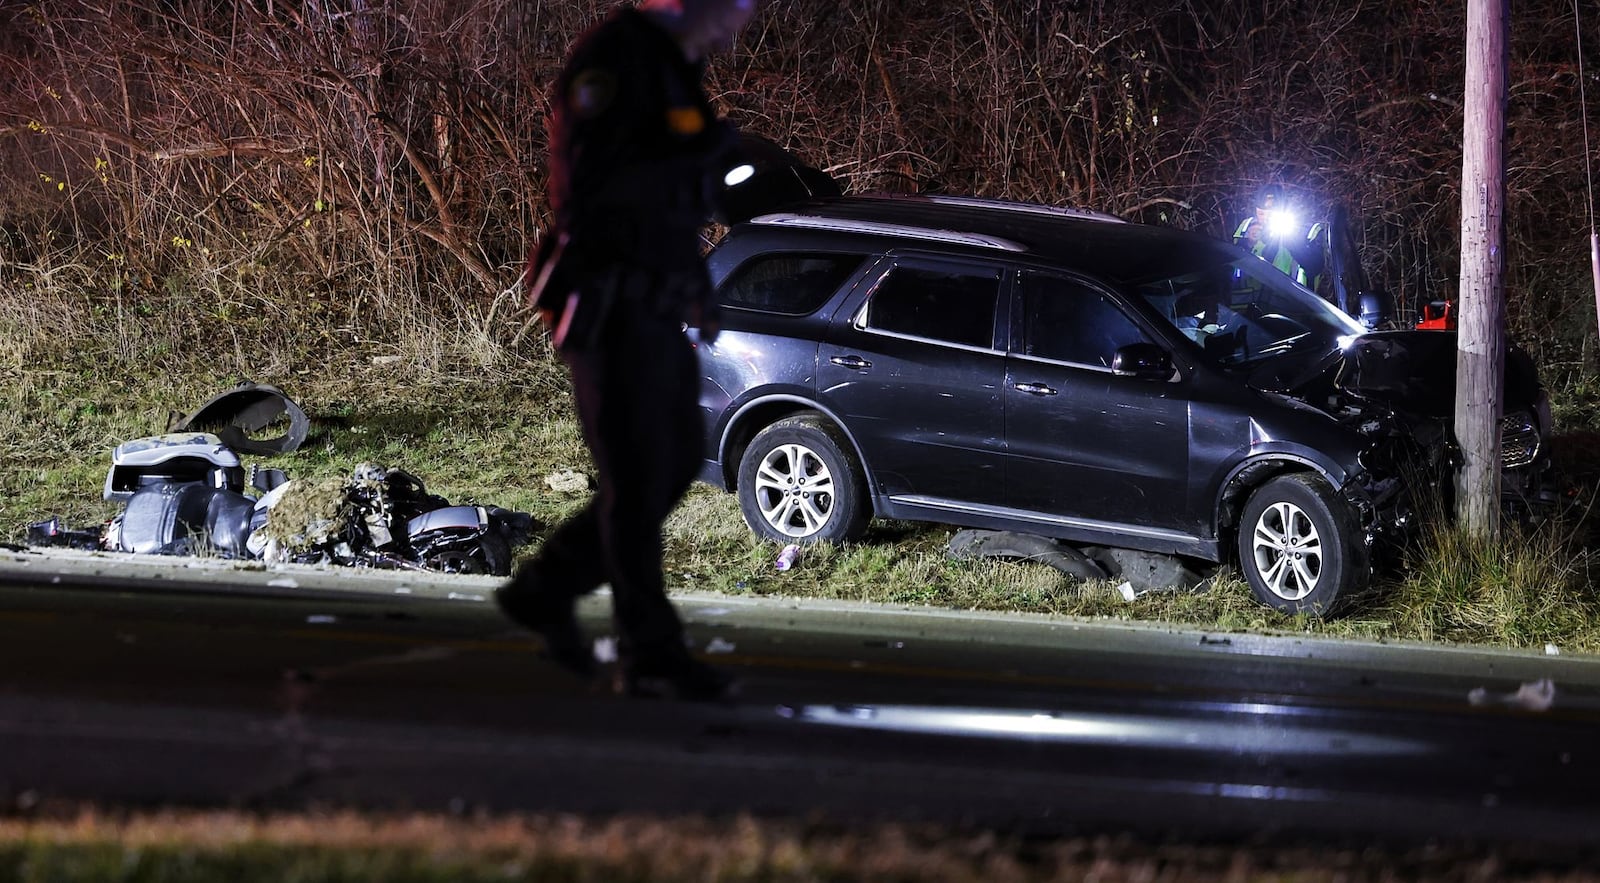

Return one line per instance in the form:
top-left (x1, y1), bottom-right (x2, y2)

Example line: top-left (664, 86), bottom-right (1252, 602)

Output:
top-left (1455, 0), bottom-right (1509, 537)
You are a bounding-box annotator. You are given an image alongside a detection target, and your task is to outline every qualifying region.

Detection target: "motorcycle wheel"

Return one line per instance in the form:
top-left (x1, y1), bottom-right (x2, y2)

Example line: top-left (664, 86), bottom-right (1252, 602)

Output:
top-left (417, 530), bottom-right (512, 576)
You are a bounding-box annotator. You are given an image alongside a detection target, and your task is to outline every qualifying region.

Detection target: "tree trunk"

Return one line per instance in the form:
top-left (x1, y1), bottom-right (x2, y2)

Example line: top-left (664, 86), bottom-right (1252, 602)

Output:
top-left (1454, 0), bottom-right (1509, 537)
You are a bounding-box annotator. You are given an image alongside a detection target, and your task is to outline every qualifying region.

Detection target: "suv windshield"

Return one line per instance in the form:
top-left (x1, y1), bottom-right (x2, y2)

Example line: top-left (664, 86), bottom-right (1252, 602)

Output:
top-left (1132, 258), bottom-right (1364, 368)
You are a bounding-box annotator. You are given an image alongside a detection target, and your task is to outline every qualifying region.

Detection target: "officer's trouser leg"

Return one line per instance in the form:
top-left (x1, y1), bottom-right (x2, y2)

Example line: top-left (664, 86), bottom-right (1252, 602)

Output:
top-left (580, 310), bottom-right (702, 658)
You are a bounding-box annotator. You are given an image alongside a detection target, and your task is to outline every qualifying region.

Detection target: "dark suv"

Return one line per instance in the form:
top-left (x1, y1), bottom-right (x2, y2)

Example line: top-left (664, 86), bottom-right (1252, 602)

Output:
top-left (691, 195), bottom-right (1552, 614)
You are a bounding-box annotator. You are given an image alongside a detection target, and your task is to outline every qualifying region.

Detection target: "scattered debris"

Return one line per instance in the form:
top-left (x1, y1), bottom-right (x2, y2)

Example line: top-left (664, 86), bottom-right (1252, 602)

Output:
top-left (1468, 678), bottom-right (1556, 712)
top-left (1545, 643), bottom-right (1561, 656)
top-left (169, 381), bottom-right (309, 457)
top-left (593, 636), bottom-right (619, 664)
top-left (946, 533), bottom-right (1207, 597)
top-left (29, 384), bottom-right (541, 577)
top-left (1085, 546), bottom-right (1207, 593)
top-left (704, 636), bottom-right (737, 654)
top-left (24, 517), bottom-right (100, 551)
top-left (947, 530), bottom-right (1106, 582)
top-left (775, 543), bottom-right (802, 571)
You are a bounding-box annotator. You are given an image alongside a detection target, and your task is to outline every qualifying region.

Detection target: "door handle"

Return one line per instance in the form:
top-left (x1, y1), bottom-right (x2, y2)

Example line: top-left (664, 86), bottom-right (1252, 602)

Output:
top-left (829, 355), bottom-right (873, 370)
top-left (1013, 381), bottom-right (1058, 396)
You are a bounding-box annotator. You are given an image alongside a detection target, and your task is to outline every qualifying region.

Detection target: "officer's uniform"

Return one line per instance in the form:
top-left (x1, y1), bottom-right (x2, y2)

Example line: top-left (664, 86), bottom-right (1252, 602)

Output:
top-left (1233, 213), bottom-right (1326, 290)
top-left (499, 7), bottom-right (733, 695)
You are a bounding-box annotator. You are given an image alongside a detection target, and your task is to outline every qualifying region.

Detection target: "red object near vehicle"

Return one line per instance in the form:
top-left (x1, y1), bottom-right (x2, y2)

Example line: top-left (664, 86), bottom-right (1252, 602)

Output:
top-left (1416, 300), bottom-right (1457, 330)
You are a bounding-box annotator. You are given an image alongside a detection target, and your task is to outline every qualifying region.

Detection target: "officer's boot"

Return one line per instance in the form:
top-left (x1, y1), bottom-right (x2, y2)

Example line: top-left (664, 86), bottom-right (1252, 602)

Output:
top-left (496, 562), bottom-right (595, 679)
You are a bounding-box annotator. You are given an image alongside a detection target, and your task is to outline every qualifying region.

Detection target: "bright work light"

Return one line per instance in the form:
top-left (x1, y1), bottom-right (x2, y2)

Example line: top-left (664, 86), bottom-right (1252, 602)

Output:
top-left (1267, 208), bottom-right (1300, 239)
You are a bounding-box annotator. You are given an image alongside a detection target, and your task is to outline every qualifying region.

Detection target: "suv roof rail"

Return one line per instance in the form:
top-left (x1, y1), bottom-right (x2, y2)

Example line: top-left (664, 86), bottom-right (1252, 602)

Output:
top-left (921, 195), bottom-right (1126, 223)
top-left (748, 213), bottom-right (1027, 252)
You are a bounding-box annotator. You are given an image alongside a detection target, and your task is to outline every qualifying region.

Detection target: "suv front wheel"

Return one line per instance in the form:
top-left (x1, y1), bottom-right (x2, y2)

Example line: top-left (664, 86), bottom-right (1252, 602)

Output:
top-left (1237, 473), bottom-right (1367, 616)
top-left (737, 416), bottom-right (870, 543)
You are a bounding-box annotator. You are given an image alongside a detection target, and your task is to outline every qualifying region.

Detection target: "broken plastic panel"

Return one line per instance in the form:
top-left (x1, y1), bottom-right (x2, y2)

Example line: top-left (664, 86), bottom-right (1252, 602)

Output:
top-left (170, 382), bottom-right (309, 456)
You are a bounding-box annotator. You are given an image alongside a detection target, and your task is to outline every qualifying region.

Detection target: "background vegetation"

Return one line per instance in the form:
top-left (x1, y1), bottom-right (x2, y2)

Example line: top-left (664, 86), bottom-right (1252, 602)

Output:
top-left (2, 0), bottom-right (1597, 378)
top-left (2, 0), bottom-right (1600, 651)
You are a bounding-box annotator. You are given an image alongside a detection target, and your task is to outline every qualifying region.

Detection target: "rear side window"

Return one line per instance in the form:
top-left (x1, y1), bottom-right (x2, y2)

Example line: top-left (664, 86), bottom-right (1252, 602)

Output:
top-left (862, 265), bottom-right (1001, 349)
top-left (718, 252), bottom-right (865, 315)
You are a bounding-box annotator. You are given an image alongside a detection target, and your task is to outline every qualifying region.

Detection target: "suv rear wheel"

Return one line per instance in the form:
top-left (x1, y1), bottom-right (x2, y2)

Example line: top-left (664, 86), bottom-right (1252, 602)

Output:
top-left (737, 416), bottom-right (869, 543)
top-left (1237, 473), bottom-right (1367, 616)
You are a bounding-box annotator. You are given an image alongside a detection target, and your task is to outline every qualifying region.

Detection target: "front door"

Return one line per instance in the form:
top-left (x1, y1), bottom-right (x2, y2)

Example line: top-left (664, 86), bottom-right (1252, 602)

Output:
top-left (1003, 271), bottom-right (1195, 540)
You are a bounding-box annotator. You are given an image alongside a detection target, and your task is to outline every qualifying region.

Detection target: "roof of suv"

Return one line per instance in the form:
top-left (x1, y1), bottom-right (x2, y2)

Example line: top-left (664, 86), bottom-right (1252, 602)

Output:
top-left (745, 195), bottom-right (1237, 285)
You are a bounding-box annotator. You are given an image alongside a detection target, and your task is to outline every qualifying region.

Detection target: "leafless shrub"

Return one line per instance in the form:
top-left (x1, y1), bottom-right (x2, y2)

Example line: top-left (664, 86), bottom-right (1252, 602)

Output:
top-left (0, 0), bottom-right (1594, 385)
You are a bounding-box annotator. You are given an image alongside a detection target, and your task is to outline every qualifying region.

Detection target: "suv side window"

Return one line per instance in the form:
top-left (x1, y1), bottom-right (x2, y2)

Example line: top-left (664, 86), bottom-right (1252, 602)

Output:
top-left (861, 264), bottom-right (1001, 349)
top-left (1021, 272), bottom-right (1151, 368)
top-left (718, 252), bottom-right (865, 315)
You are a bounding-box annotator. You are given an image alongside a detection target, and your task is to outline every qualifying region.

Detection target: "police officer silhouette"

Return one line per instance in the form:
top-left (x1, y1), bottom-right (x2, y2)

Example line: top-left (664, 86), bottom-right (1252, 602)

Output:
top-left (497, 0), bottom-right (758, 700)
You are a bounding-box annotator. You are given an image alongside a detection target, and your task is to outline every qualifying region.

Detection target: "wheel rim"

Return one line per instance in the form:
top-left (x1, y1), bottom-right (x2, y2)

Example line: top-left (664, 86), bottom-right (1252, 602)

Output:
top-left (1250, 500), bottom-right (1323, 601)
top-left (752, 442), bottom-right (836, 538)
top-left (423, 550), bottom-right (485, 574)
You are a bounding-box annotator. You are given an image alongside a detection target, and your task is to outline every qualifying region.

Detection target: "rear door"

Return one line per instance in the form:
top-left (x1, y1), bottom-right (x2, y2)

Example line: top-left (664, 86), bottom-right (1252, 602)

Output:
top-left (1002, 270), bottom-right (1195, 540)
top-left (698, 249), bottom-right (871, 469)
top-left (818, 254), bottom-right (1010, 506)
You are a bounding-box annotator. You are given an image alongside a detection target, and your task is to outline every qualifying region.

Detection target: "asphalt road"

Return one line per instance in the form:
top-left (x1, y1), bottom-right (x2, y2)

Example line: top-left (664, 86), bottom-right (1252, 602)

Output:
top-left (1, 547), bottom-right (1597, 852)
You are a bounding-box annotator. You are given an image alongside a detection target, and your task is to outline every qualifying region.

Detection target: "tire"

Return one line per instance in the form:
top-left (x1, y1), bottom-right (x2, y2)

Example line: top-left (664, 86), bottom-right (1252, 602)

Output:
top-left (416, 530), bottom-right (512, 576)
top-left (736, 415), bottom-right (870, 543)
top-left (1236, 473), bottom-right (1368, 616)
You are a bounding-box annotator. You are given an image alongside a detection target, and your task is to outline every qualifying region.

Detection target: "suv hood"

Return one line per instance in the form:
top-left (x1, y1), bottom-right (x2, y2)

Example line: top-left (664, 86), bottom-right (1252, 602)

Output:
top-left (1252, 330), bottom-right (1543, 420)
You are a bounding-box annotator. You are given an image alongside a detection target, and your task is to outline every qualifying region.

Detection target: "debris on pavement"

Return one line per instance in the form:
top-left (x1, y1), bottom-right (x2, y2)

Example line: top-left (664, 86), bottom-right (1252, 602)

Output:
top-left (1467, 678), bottom-right (1556, 712)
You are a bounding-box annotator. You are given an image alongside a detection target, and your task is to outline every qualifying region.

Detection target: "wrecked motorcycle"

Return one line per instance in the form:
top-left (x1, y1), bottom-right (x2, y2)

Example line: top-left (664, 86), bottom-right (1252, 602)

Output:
top-left (37, 432), bottom-right (533, 576)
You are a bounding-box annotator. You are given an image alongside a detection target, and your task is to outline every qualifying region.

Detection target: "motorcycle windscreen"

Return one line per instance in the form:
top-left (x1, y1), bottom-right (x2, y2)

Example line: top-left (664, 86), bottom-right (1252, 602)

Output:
top-left (715, 133), bottom-right (841, 226)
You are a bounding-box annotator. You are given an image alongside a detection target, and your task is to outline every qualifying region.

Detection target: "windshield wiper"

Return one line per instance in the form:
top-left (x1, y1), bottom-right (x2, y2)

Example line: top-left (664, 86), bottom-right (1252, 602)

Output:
top-left (1251, 331), bottom-right (1313, 359)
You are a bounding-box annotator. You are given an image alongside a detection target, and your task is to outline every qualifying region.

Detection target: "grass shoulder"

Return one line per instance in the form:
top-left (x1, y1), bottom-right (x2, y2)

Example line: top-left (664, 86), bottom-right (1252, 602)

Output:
top-left (4, 807), bottom-right (1591, 883)
top-left (5, 368), bottom-right (1598, 656)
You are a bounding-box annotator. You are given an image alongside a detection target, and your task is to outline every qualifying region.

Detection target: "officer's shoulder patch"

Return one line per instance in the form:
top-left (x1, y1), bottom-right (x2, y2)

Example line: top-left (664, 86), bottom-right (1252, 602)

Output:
top-left (665, 106), bottom-right (705, 135)
top-left (568, 68), bottom-right (617, 118)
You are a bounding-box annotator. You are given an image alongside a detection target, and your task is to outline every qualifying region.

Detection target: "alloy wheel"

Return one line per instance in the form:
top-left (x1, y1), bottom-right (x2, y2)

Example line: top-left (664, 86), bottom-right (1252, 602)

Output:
top-left (1250, 500), bottom-right (1323, 601)
top-left (752, 442), bottom-right (836, 537)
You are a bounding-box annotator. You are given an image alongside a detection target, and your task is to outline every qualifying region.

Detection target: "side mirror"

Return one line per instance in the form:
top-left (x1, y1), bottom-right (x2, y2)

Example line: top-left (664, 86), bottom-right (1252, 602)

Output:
top-left (1356, 289), bottom-right (1393, 330)
top-left (1112, 343), bottom-right (1174, 381)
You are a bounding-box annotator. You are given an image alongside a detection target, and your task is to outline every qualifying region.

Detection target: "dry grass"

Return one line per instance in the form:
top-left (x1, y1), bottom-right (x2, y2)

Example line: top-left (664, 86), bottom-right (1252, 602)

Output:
top-left (0, 807), bottom-right (1591, 882)
top-left (7, 337), bottom-right (1600, 664)
top-left (9, 359), bottom-right (1600, 656)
